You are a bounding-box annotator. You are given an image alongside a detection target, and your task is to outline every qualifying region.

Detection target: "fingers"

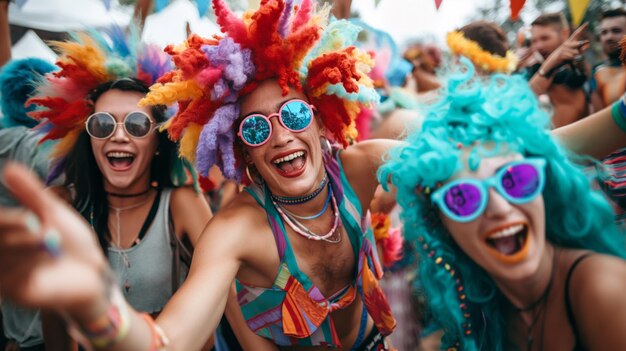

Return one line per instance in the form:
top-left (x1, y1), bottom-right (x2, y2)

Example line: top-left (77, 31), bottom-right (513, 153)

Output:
top-left (2, 163), bottom-right (58, 221)
top-left (570, 22), bottom-right (589, 40)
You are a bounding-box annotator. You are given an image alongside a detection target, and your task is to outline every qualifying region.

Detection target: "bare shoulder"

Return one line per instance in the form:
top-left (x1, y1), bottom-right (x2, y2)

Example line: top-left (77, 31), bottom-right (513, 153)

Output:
top-left (568, 253), bottom-right (626, 349)
top-left (570, 253), bottom-right (626, 301)
top-left (169, 186), bottom-right (212, 243)
top-left (197, 191), bottom-right (268, 250)
top-left (341, 139), bottom-right (403, 171)
top-left (371, 108), bottom-right (423, 140)
top-left (169, 186), bottom-right (208, 211)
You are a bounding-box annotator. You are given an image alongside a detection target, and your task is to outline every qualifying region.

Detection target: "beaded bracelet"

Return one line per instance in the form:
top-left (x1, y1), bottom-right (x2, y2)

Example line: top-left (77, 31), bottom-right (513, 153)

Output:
top-left (611, 96), bottom-right (626, 133)
top-left (65, 272), bottom-right (131, 350)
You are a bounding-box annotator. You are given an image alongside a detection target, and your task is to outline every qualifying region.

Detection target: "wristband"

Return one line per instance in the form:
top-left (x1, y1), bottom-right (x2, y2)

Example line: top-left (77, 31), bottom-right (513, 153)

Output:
top-left (66, 271), bottom-right (131, 350)
top-left (611, 97), bottom-right (626, 133)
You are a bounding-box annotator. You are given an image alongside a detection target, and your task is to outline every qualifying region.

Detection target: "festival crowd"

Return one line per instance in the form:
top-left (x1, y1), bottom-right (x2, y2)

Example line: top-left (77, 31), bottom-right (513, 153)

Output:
top-left (1, 0), bottom-right (626, 350)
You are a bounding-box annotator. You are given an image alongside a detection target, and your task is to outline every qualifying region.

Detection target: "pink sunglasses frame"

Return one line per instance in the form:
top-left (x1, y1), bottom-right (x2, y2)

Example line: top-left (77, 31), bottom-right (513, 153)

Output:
top-left (237, 99), bottom-right (316, 147)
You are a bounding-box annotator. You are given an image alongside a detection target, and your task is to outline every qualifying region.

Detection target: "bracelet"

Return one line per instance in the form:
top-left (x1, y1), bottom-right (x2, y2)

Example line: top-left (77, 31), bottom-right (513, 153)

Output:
top-left (611, 97), bottom-right (626, 133)
top-left (141, 313), bottom-right (169, 351)
top-left (66, 271), bottom-right (131, 350)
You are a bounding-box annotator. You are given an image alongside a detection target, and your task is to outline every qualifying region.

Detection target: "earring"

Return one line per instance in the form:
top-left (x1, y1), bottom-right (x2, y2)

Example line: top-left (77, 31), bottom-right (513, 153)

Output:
top-left (245, 164), bottom-right (263, 185)
top-left (320, 136), bottom-right (332, 157)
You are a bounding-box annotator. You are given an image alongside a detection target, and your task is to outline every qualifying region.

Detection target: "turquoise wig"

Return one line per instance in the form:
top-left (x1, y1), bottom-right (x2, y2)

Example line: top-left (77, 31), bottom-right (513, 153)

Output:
top-left (378, 58), bottom-right (626, 350)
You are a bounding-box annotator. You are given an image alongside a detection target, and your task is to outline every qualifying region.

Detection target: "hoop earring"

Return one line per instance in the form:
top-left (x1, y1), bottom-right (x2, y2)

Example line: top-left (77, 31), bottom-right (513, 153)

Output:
top-left (320, 136), bottom-right (332, 157)
top-left (245, 164), bottom-right (263, 185)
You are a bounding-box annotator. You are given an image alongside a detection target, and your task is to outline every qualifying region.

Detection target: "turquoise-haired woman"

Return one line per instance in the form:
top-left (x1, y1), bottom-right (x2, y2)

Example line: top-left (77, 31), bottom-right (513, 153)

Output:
top-left (380, 61), bottom-right (626, 351)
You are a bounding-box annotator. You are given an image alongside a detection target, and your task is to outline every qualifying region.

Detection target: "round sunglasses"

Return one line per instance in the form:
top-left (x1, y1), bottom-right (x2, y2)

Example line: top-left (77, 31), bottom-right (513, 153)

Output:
top-left (85, 111), bottom-right (158, 139)
top-left (431, 158), bottom-right (547, 223)
top-left (237, 99), bottom-right (315, 147)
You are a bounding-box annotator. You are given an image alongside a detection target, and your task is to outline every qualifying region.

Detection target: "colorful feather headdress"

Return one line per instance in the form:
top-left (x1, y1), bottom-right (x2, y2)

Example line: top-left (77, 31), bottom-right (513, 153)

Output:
top-left (27, 26), bottom-right (173, 181)
top-left (140, 0), bottom-right (378, 181)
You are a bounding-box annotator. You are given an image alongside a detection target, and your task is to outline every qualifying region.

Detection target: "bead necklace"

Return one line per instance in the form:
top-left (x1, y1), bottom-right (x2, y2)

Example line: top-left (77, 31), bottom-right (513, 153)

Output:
top-left (280, 188), bottom-right (331, 220)
top-left (271, 173), bottom-right (328, 205)
top-left (272, 185), bottom-right (341, 243)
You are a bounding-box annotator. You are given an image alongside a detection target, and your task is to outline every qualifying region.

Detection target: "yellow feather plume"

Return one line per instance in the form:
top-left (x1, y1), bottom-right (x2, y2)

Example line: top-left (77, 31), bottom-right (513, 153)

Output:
top-left (179, 123), bottom-right (203, 162)
top-left (140, 80), bottom-right (204, 106)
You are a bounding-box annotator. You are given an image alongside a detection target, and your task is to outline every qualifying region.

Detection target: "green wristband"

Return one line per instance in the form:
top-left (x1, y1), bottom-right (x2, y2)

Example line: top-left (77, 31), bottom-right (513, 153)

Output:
top-left (611, 100), bottom-right (626, 133)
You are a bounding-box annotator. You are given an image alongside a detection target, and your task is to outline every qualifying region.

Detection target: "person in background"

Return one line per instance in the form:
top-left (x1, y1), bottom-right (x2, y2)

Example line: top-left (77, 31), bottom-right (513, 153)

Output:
top-left (447, 20), bottom-right (518, 75)
top-left (527, 13), bottom-right (590, 128)
top-left (590, 8), bottom-right (626, 111)
top-left (0, 0), bottom-right (10, 68)
top-left (0, 57), bottom-right (56, 351)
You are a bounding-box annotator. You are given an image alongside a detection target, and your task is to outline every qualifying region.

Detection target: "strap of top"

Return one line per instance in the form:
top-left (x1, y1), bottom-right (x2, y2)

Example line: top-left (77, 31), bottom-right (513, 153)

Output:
top-left (242, 148), bottom-right (365, 288)
top-left (564, 253), bottom-right (593, 348)
top-left (136, 189), bottom-right (162, 244)
top-left (244, 184), bottom-right (287, 260)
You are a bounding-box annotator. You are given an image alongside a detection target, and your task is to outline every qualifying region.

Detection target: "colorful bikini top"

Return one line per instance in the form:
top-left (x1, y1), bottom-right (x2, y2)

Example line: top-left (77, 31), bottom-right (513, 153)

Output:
top-left (236, 150), bottom-right (396, 347)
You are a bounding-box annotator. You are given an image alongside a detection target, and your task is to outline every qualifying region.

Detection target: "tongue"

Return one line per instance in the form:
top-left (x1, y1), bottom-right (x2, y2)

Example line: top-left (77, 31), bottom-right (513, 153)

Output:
top-left (490, 235), bottom-right (520, 256)
top-left (110, 157), bottom-right (133, 169)
top-left (277, 156), bottom-right (304, 173)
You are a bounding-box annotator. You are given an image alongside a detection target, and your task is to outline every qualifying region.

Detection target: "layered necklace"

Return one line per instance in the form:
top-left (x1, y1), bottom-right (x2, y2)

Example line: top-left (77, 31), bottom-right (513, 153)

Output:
top-left (271, 173), bottom-right (342, 244)
top-left (516, 248), bottom-right (559, 351)
top-left (108, 189), bottom-right (153, 277)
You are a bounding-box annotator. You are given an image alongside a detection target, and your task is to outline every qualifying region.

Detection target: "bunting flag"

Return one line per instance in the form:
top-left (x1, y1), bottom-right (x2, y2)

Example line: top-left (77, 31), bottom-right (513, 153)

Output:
top-left (569, 0), bottom-right (591, 26)
top-left (510, 0), bottom-right (525, 21)
top-left (434, 0), bottom-right (443, 10)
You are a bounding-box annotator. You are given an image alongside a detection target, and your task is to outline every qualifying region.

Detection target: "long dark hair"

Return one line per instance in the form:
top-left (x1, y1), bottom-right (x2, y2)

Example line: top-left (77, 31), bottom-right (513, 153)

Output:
top-left (63, 78), bottom-right (178, 253)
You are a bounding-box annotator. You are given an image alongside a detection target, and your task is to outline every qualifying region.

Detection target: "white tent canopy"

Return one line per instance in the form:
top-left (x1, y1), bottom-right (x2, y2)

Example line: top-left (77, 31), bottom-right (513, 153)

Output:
top-left (8, 0), bottom-right (221, 63)
top-left (141, 0), bottom-right (220, 48)
top-left (11, 30), bottom-right (57, 63)
top-left (8, 0), bottom-right (131, 32)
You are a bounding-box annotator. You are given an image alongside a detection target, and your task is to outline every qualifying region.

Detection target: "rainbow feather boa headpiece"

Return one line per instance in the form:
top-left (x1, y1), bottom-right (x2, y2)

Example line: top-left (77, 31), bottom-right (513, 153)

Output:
top-left (27, 26), bottom-right (173, 178)
top-left (140, 0), bottom-right (378, 181)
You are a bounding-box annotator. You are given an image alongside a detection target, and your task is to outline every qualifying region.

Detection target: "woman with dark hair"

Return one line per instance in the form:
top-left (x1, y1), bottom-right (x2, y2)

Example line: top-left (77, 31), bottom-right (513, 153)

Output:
top-left (22, 30), bottom-right (213, 349)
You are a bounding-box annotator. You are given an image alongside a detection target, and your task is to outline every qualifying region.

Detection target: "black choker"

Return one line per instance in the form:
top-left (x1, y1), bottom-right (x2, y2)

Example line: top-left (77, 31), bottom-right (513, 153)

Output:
top-left (106, 188), bottom-right (152, 198)
top-left (271, 173), bottom-right (329, 205)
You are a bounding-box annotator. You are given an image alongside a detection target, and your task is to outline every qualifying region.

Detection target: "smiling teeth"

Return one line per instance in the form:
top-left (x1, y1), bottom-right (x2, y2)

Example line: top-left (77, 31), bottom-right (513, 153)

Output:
top-left (489, 224), bottom-right (524, 239)
top-left (273, 151), bottom-right (304, 164)
top-left (107, 152), bottom-right (134, 158)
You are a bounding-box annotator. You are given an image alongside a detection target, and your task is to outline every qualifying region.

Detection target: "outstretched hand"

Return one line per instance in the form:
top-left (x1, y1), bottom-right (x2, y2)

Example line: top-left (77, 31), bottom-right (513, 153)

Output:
top-left (541, 23), bottom-right (589, 74)
top-left (0, 163), bottom-right (107, 312)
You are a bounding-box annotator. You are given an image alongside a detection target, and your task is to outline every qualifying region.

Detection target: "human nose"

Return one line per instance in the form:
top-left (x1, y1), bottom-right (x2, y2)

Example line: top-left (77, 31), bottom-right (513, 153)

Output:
top-left (483, 187), bottom-right (514, 219)
top-left (109, 122), bottom-right (130, 142)
top-left (268, 116), bottom-right (293, 147)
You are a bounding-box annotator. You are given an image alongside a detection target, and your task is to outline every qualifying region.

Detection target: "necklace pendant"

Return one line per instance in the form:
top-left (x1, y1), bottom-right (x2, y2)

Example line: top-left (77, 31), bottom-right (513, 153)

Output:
top-left (124, 281), bottom-right (131, 293)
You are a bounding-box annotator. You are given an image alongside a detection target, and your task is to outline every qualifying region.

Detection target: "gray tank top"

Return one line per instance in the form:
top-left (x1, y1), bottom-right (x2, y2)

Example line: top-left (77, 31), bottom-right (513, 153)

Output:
top-left (107, 188), bottom-right (186, 313)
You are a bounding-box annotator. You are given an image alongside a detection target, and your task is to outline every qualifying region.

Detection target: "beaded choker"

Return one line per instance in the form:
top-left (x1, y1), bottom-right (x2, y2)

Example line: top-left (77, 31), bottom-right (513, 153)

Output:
top-left (270, 173), bottom-right (328, 205)
top-left (272, 183), bottom-right (341, 243)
